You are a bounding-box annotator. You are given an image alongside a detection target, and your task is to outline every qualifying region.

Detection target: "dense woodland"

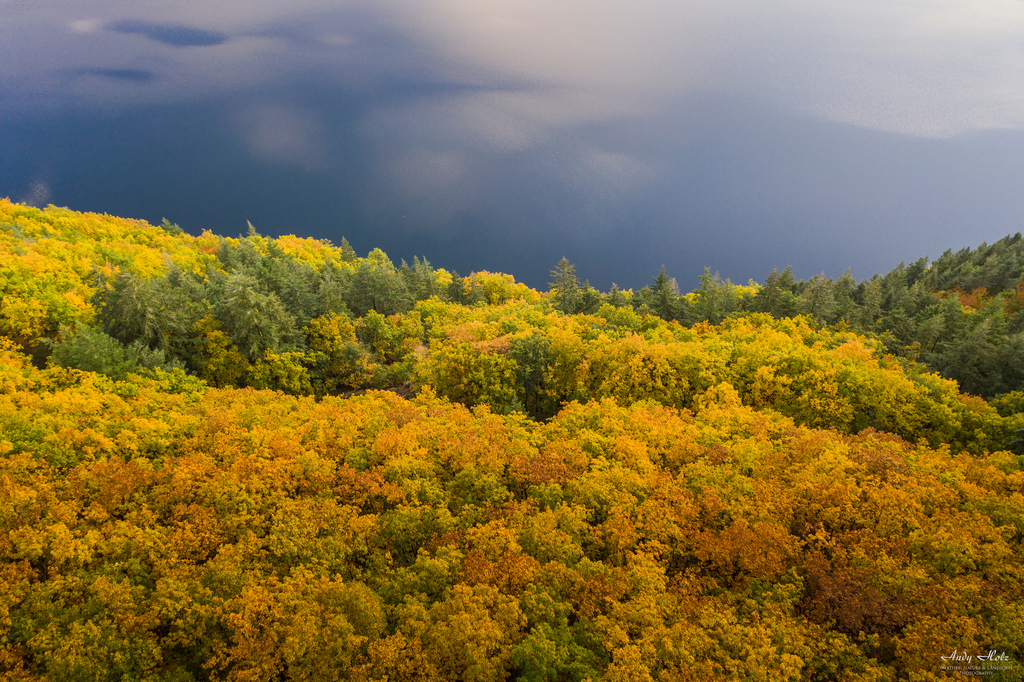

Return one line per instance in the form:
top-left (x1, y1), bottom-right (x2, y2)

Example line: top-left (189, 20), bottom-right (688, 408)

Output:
top-left (1, 199), bottom-right (1023, 680)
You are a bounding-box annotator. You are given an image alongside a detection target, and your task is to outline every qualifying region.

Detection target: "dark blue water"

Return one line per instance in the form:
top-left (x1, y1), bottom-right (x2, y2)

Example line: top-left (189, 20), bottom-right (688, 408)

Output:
top-left (3, 5), bottom-right (1023, 291)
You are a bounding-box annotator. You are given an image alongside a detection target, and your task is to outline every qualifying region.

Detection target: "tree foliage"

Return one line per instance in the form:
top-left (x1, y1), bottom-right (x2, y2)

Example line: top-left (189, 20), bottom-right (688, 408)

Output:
top-left (4, 201), bottom-right (1024, 680)
top-left (1, 349), bottom-right (1022, 680)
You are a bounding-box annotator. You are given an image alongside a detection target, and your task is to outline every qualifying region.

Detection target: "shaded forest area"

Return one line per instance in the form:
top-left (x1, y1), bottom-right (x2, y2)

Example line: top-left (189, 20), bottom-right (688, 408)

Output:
top-left (2, 199), bottom-right (1024, 681)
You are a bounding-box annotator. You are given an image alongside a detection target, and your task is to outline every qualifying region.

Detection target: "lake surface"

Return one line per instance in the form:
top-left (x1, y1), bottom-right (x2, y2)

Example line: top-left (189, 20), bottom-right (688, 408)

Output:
top-left (3, 0), bottom-right (1024, 290)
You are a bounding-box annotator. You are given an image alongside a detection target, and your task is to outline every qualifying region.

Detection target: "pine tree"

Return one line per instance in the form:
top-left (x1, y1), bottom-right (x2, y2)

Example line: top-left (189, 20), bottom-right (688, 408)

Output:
top-left (447, 270), bottom-right (468, 304)
top-left (862, 277), bottom-right (883, 327)
top-left (652, 266), bottom-right (679, 321)
top-left (578, 280), bottom-right (602, 315)
top-left (339, 237), bottom-right (357, 263)
top-left (549, 257), bottom-right (581, 314)
top-left (801, 273), bottom-right (836, 321)
top-left (757, 266), bottom-right (798, 318)
top-left (606, 283), bottom-right (628, 308)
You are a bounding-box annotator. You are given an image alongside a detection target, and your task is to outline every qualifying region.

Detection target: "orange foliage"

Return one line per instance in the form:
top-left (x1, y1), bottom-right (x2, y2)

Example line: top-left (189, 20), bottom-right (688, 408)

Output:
top-left (3, 202), bottom-right (1024, 680)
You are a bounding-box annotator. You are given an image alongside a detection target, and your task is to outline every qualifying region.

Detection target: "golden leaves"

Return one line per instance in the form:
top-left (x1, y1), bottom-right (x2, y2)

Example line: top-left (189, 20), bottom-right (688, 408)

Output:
top-left (1, 205), bottom-right (1023, 682)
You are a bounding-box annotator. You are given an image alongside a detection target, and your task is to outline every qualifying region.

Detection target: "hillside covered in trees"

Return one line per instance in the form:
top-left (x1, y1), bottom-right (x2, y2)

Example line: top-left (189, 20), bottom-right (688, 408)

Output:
top-left (2, 199), bottom-right (1023, 680)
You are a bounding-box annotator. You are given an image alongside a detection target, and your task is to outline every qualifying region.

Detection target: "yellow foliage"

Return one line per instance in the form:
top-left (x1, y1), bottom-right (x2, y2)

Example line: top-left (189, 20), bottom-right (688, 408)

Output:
top-left (3, 201), bottom-right (1024, 681)
top-left (194, 316), bottom-right (252, 388)
top-left (468, 271), bottom-right (542, 305)
top-left (250, 350), bottom-right (314, 396)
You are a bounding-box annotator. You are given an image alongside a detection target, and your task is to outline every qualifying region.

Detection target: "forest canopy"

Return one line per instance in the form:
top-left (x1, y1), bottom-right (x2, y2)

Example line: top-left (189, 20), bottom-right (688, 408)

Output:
top-left (1, 199), bottom-right (1023, 681)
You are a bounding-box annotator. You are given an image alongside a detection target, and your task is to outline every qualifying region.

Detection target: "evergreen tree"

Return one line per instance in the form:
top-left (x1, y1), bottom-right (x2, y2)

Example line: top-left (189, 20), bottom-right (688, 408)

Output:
top-left (800, 273), bottom-right (836, 321)
top-left (905, 255), bottom-right (930, 287)
top-left (632, 285), bottom-right (654, 315)
top-left (447, 270), bottom-right (468, 304)
top-left (268, 258), bottom-right (321, 327)
top-left (509, 333), bottom-right (556, 419)
top-left (756, 266), bottom-right (798, 318)
top-left (316, 264), bottom-right (352, 318)
top-left (94, 270), bottom-right (164, 349)
top-left (218, 272), bottom-right (296, 360)
top-left (549, 257), bottom-right (581, 314)
top-left (339, 237), bottom-right (357, 263)
top-left (651, 266), bottom-right (679, 321)
top-left (831, 269), bottom-right (858, 323)
top-left (400, 256), bottom-right (438, 301)
top-left (578, 280), bottom-right (603, 315)
top-left (50, 323), bottom-right (176, 380)
top-left (159, 218), bottom-right (184, 236)
top-left (861, 277), bottom-right (883, 327)
top-left (347, 250), bottom-right (414, 317)
top-left (881, 264), bottom-right (908, 311)
top-left (94, 268), bottom-right (209, 357)
top-left (605, 283), bottom-right (628, 308)
top-left (467, 274), bottom-right (487, 305)
top-left (693, 268), bottom-right (738, 324)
